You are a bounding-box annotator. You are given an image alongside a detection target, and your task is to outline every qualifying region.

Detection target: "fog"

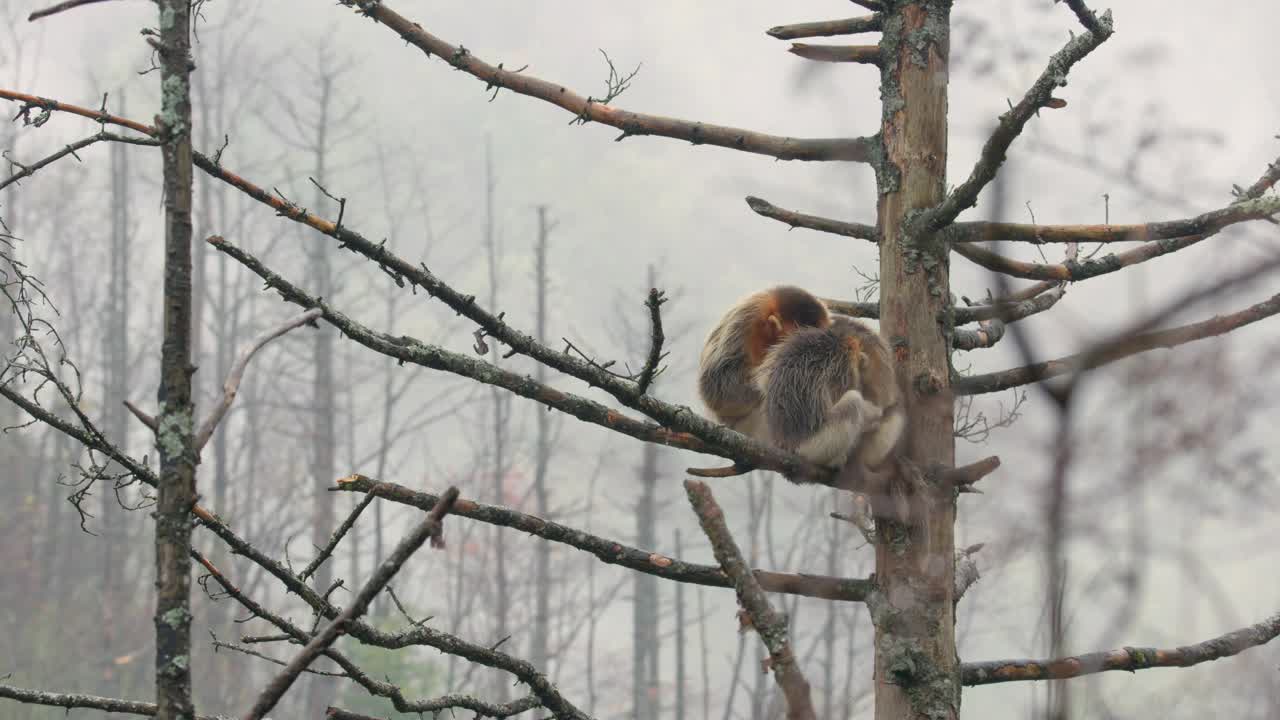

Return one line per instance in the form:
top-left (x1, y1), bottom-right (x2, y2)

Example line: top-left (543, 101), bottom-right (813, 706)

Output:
top-left (2, 0), bottom-right (1278, 718)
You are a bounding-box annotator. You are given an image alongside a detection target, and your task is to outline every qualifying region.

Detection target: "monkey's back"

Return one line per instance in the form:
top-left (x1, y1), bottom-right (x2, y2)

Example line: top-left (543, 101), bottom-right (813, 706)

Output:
top-left (756, 325), bottom-right (859, 449)
top-left (697, 298), bottom-right (765, 426)
top-left (829, 316), bottom-right (899, 409)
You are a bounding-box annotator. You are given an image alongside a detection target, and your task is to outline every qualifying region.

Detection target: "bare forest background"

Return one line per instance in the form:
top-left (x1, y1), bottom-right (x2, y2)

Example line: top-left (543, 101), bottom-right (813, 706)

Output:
top-left (1, 1), bottom-right (1278, 718)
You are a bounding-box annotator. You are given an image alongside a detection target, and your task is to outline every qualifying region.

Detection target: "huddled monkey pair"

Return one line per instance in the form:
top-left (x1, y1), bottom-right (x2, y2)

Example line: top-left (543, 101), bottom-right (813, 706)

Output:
top-left (697, 286), bottom-right (904, 481)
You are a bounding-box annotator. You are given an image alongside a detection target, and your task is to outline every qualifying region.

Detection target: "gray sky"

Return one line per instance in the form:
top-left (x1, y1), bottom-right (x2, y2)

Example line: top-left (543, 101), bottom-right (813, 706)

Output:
top-left (6, 0), bottom-right (1280, 717)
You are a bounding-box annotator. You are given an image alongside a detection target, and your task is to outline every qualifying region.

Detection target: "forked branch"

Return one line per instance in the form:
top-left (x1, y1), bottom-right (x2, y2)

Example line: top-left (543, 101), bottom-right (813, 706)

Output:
top-left (956, 287), bottom-right (1280, 395)
top-left (921, 12), bottom-right (1114, 229)
top-left (243, 488), bottom-right (460, 720)
top-left (194, 306), bottom-right (321, 452)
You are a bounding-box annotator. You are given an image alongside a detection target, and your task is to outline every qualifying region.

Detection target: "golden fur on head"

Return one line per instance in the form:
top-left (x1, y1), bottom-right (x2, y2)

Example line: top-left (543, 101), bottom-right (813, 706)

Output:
top-left (698, 286), bottom-right (832, 441)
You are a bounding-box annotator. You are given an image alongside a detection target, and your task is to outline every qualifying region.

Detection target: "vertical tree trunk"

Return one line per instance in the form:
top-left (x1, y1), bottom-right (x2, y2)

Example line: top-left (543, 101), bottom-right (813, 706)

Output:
top-left (306, 70), bottom-right (338, 719)
top-left (633, 264), bottom-right (661, 720)
top-left (154, 1), bottom-right (196, 718)
top-left (674, 528), bottom-right (687, 720)
top-left (530, 205), bottom-right (553, 672)
top-left (482, 138), bottom-right (513, 702)
top-left (101, 88), bottom-right (131, 703)
top-left (873, 2), bottom-right (958, 720)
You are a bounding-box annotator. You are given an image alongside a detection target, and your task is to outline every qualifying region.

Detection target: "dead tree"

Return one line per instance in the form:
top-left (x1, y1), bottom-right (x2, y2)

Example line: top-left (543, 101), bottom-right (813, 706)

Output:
top-left (2, 2), bottom-right (1279, 720)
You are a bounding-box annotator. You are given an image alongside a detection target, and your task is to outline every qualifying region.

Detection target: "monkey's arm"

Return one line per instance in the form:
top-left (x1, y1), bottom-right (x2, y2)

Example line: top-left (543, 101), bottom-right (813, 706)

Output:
top-left (794, 389), bottom-right (880, 468)
top-left (854, 403), bottom-right (905, 469)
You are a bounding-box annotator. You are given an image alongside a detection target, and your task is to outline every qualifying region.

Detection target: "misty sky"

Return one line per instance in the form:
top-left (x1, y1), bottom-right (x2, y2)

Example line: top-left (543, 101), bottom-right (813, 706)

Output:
top-left (5, 0), bottom-right (1280, 717)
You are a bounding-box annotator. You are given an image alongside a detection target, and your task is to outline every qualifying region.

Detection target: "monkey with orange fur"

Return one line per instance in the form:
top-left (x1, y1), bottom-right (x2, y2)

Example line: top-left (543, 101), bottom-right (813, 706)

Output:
top-left (697, 286), bottom-right (832, 443)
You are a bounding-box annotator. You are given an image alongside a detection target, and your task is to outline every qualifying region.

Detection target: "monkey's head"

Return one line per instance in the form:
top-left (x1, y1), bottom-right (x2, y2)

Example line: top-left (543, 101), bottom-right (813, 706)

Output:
top-left (746, 286), bottom-right (832, 365)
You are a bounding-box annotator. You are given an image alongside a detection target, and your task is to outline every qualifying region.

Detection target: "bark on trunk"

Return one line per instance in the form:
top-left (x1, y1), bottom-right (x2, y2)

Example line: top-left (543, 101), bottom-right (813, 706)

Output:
top-left (154, 1), bottom-right (196, 718)
top-left (873, 2), bottom-right (959, 719)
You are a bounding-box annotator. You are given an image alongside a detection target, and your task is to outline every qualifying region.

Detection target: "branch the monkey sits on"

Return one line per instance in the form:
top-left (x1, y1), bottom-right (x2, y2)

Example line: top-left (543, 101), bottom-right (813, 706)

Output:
top-left (753, 315), bottom-right (905, 479)
top-left (697, 286), bottom-right (832, 443)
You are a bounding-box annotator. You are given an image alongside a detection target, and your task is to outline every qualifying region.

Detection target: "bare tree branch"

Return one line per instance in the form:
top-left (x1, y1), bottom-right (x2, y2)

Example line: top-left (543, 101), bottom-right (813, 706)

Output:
top-left (746, 195), bottom-right (878, 241)
top-left (27, 0), bottom-right (121, 22)
top-left (335, 474), bottom-right (874, 603)
top-left (1, 89), bottom-right (842, 480)
top-left (193, 551), bottom-right (548, 718)
top-left (1, 131), bottom-right (157, 192)
top-left (635, 288), bottom-right (666, 395)
top-left (202, 234), bottom-right (834, 481)
top-left (821, 297), bottom-right (879, 318)
top-left (952, 316), bottom-right (1005, 351)
top-left (945, 191), bottom-right (1280, 244)
top-left (958, 279), bottom-right (1069, 325)
top-left (767, 15), bottom-right (883, 41)
top-left (243, 488), bottom-right (460, 720)
top-left (921, 13), bottom-right (1114, 229)
top-left (0, 684), bottom-right (230, 719)
top-left (123, 398), bottom-right (158, 431)
top-left (1056, 0), bottom-right (1107, 35)
top-left (685, 480), bottom-right (818, 720)
top-left (952, 232), bottom-right (1207, 281)
top-left (193, 306), bottom-right (321, 452)
top-left (963, 610), bottom-right (1280, 685)
top-left (330, 1), bottom-right (875, 162)
top-left (787, 44), bottom-right (881, 64)
top-left (4, 356), bottom-right (573, 718)
top-left (299, 492), bottom-right (377, 583)
top-left (956, 287), bottom-right (1280, 395)
top-left (0, 89), bottom-right (153, 135)
top-left (939, 456), bottom-right (1001, 487)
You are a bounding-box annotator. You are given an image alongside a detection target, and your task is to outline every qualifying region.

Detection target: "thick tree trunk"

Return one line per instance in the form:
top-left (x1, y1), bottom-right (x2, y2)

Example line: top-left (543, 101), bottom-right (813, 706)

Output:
top-left (873, 2), bottom-right (958, 720)
top-left (154, 1), bottom-right (196, 718)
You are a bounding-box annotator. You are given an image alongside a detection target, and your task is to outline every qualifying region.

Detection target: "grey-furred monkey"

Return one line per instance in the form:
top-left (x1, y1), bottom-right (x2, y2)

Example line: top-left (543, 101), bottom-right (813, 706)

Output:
top-left (753, 315), bottom-right (905, 473)
top-left (697, 286), bottom-right (832, 442)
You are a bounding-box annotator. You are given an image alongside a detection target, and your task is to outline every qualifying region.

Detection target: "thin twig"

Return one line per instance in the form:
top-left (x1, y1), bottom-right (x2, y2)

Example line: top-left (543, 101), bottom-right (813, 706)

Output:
top-left (635, 288), bottom-right (666, 394)
top-left (243, 488), bottom-right (460, 720)
top-left (299, 490), bottom-right (378, 583)
top-left (1, 131), bottom-right (157, 192)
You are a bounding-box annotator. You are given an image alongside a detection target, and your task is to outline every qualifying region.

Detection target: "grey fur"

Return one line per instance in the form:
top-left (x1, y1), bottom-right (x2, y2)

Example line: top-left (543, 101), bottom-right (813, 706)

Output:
top-left (754, 325), bottom-right (859, 449)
